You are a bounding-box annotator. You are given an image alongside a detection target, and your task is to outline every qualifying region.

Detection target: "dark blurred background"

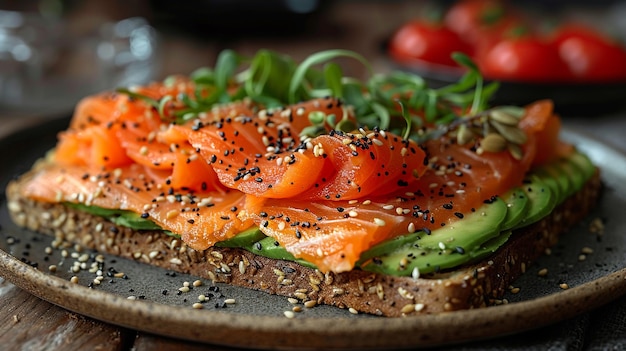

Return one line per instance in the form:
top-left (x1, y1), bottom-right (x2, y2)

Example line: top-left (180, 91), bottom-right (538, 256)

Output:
top-left (0, 0), bottom-right (625, 117)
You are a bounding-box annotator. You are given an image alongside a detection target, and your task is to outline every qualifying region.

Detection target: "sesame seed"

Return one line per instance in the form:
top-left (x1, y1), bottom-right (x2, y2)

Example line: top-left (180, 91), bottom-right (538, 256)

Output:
top-left (411, 266), bottom-right (420, 280)
top-left (284, 311), bottom-right (295, 319)
top-left (224, 298), bottom-right (236, 304)
top-left (349, 307), bottom-right (358, 315)
top-left (304, 300), bottom-right (317, 308)
top-left (348, 210), bottom-right (358, 217)
top-left (193, 280), bottom-right (203, 287)
top-left (70, 276), bottom-right (79, 284)
top-left (373, 218), bottom-right (386, 226)
top-left (401, 304), bottom-right (415, 314)
top-left (538, 268), bottom-right (548, 277)
top-left (407, 222), bottom-right (416, 233)
top-left (192, 303), bottom-right (204, 309)
top-left (559, 283), bottom-right (569, 290)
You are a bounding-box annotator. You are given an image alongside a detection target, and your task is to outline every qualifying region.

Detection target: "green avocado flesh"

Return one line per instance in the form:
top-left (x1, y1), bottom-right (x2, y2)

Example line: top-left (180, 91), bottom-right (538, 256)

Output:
top-left (72, 151), bottom-right (595, 277)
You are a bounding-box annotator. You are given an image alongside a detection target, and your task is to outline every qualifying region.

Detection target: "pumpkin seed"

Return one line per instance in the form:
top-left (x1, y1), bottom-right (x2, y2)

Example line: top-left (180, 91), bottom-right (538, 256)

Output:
top-left (490, 120), bottom-right (527, 145)
top-left (489, 110), bottom-right (520, 126)
top-left (493, 106), bottom-right (525, 118)
top-left (508, 143), bottom-right (523, 160)
top-left (481, 133), bottom-right (507, 153)
top-left (456, 124), bottom-right (475, 145)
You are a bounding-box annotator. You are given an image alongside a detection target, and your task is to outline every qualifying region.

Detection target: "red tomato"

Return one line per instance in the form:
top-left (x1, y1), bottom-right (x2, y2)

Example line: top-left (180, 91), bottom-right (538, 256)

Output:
top-left (444, 0), bottom-right (524, 45)
top-left (388, 21), bottom-right (471, 67)
top-left (477, 35), bottom-right (566, 82)
top-left (550, 24), bottom-right (626, 82)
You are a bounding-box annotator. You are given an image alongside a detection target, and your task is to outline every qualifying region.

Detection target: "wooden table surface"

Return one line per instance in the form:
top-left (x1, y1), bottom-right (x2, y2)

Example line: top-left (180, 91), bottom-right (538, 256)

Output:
top-left (2, 1), bottom-right (626, 350)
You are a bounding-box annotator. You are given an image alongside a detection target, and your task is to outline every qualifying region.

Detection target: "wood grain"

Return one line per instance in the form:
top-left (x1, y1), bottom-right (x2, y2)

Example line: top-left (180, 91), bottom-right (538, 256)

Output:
top-left (0, 278), bottom-right (128, 351)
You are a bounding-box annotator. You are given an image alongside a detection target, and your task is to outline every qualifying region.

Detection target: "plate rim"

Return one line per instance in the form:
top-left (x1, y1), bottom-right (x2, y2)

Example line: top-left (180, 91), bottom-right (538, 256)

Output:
top-left (1, 119), bottom-right (626, 350)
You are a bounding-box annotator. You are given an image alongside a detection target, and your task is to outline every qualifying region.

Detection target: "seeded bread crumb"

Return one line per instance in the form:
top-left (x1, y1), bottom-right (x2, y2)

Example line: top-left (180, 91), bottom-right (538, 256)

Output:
top-left (5, 168), bottom-right (602, 317)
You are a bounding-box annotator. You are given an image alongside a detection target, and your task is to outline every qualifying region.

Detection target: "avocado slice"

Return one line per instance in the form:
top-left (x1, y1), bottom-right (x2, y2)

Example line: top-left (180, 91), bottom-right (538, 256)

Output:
top-left (500, 187), bottom-right (529, 231)
top-left (415, 197), bottom-right (508, 250)
top-left (359, 198), bottom-right (508, 275)
top-left (536, 163), bottom-right (569, 205)
top-left (65, 203), bottom-right (162, 230)
top-left (216, 227), bottom-right (267, 248)
top-left (513, 175), bottom-right (557, 229)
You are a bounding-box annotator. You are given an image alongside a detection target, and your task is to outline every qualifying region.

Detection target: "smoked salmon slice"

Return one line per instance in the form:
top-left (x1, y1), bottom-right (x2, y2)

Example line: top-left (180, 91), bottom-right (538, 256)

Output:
top-left (16, 63), bottom-right (565, 273)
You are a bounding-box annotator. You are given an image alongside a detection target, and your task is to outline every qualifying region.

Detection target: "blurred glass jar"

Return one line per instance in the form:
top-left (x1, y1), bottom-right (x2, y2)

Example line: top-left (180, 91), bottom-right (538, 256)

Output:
top-left (0, 11), bottom-right (157, 116)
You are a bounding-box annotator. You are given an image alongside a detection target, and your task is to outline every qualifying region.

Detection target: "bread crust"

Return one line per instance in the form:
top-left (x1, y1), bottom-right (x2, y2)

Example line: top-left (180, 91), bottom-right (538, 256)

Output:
top-left (6, 168), bottom-right (602, 317)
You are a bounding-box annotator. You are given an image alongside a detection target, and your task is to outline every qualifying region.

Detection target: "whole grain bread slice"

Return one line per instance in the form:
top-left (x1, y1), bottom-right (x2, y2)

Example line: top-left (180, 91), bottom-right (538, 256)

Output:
top-left (5, 168), bottom-right (602, 317)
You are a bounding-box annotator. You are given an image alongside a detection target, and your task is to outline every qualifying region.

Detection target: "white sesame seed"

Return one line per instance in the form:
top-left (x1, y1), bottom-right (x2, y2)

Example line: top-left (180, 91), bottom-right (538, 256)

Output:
top-left (407, 222), bottom-right (416, 233)
top-left (373, 218), bottom-right (386, 226)
top-left (382, 204), bottom-right (394, 210)
top-left (411, 266), bottom-right (420, 280)
top-left (348, 307), bottom-right (358, 315)
top-left (192, 303), bottom-right (204, 309)
top-left (284, 311), bottom-right (295, 319)
top-left (166, 210), bottom-right (178, 219)
top-left (224, 298), bottom-right (236, 304)
top-left (348, 210), bottom-right (358, 217)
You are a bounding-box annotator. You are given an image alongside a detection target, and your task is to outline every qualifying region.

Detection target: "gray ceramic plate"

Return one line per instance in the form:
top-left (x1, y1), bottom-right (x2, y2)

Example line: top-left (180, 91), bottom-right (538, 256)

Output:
top-left (1, 118), bottom-right (626, 350)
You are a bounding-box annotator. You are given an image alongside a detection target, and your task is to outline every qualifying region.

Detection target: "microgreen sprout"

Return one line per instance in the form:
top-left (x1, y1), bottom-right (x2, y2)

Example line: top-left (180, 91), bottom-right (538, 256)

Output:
top-left (116, 49), bottom-right (501, 143)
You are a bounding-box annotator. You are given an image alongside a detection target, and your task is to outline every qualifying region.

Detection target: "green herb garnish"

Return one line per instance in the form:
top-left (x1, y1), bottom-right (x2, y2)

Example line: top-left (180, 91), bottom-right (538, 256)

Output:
top-left (116, 49), bottom-right (500, 143)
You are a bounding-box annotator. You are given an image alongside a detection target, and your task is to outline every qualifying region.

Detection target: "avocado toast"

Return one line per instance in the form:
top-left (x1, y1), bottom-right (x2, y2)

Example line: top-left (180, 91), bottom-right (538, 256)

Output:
top-left (5, 49), bottom-right (602, 316)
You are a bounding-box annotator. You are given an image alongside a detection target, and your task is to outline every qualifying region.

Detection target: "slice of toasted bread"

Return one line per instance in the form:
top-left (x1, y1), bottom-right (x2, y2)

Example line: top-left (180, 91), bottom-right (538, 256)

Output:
top-left (5, 166), bottom-right (602, 317)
